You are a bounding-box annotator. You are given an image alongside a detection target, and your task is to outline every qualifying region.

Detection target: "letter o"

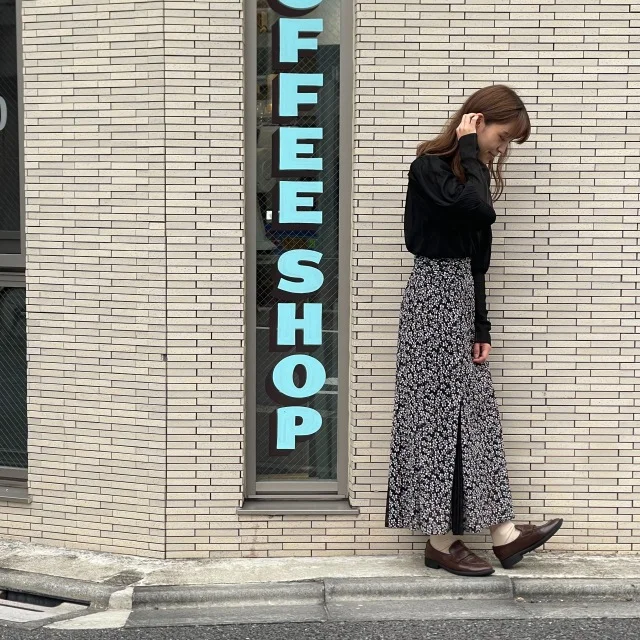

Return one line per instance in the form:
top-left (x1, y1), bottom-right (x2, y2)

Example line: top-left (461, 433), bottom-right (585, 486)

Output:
top-left (272, 354), bottom-right (326, 398)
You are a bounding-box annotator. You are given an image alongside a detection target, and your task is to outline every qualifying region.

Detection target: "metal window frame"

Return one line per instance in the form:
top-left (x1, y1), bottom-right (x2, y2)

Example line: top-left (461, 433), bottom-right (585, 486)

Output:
top-left (0, 0), bottom-right (27, 487)
top-left (0, 271), bottom-right (24, 287)
top-left (244, 0), bottom-right (354, 500)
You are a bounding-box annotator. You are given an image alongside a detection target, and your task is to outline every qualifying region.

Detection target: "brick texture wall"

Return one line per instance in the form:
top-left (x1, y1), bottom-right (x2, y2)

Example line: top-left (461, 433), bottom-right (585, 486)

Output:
top-left (0, 0), bottom-right (168, 556)
top-left (1, 0), bottom-right (639, 557)
top-left (349, 0), bottom-right (640, 554)
top-left (164, 0), bottom-right (246, 558)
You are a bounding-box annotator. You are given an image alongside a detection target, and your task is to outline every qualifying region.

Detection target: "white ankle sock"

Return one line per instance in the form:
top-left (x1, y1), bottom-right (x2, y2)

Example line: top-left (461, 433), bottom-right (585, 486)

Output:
top-left (491, 521), bottom-right (520, 546)
top-left (430, 530), bottom-right (457, 554)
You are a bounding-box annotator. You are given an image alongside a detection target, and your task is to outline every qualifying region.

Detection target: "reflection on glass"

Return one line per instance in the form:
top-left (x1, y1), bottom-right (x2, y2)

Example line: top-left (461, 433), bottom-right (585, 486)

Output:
top-left (255, 0), bottom-right (340, 482)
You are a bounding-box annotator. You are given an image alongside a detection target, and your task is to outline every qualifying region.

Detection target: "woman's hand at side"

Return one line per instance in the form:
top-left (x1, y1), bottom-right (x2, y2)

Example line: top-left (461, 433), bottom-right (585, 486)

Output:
top-left (473, 342), bottom-right (491, 364)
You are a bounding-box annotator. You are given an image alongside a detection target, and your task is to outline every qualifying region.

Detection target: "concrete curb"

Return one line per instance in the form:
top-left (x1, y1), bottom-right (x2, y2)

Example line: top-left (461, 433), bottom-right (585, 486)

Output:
top-left (0, 567), bottom-right (117, 609)
top-left (324, 576), bottom-right (513, 601)
top-left (513, 578), bottom-right (640, 600)
top-left (1, 567), bottom-right (639, 616)
top-left (133, 581), bottom-right (325, 609)
top-left (128, 577), bottom-right (640, 610)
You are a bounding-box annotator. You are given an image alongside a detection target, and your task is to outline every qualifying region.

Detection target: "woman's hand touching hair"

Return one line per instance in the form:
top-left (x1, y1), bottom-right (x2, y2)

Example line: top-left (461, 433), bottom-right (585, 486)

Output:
top-left (456, 113), bottom-right (483, 140)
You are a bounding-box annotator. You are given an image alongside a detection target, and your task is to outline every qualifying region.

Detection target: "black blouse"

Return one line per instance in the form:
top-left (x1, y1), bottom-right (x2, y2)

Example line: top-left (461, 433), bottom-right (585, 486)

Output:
top-left (403, 132), bottom-right (496, 344)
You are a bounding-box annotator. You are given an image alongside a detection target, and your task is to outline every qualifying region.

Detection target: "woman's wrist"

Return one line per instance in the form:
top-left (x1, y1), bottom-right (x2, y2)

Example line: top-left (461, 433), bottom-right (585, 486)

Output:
top-left (458, 132), bottom-right (480, 161)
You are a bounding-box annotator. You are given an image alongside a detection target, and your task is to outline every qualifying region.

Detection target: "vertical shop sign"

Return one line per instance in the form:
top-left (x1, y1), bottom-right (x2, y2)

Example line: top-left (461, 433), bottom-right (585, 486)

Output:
top-left (266, 0), bottom-right (326, 453)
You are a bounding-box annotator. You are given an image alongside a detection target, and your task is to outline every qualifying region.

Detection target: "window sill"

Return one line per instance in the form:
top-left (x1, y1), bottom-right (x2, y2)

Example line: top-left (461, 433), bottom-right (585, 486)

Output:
top-left (0, 485), bottom-right (30, 503)
top-left (237, 497), bottom-right (359, 516)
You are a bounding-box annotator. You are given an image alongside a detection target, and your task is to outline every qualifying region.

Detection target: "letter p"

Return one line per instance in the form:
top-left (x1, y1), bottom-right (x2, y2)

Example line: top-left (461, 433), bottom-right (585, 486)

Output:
top-left (276, 406), bottom-right (322, 450)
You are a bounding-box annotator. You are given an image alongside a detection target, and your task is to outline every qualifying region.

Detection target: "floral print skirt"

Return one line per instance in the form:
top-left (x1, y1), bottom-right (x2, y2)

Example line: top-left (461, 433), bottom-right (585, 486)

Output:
top-left (385, 255), bottom-right (515, 536)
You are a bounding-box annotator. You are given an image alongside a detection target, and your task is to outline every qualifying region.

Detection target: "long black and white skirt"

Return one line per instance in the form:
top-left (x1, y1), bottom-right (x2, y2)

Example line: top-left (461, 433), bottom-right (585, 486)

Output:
top-left (385, 255), bottom-right (515, 536)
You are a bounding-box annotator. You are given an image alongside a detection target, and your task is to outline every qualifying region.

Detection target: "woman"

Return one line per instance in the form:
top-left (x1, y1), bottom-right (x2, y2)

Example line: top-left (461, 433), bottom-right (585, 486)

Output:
top-left (385, 84), bottom-right (563, 577)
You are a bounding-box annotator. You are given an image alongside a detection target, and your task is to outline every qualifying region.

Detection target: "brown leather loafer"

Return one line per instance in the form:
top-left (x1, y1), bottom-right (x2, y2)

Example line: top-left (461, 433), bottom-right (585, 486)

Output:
top-left (425, 539), bottom-right (495, 577)
top-left (492, 518), bottom-right (563, 569)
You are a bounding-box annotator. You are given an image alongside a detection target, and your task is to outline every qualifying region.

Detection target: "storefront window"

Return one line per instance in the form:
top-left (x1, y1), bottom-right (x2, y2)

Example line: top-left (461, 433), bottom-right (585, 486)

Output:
top-left (0, 0), bottom-right (26, 475)
top-left (253, 0), bottom-right (342, 489)
top-left (0, 0), bottom-right (21, 256)
top-left (0, 285), bottom-right (26, 469)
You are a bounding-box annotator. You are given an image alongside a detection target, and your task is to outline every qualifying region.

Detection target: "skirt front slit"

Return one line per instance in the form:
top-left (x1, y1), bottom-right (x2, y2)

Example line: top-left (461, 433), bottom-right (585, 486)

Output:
top-left (451, 404), bottom-right (464, 536)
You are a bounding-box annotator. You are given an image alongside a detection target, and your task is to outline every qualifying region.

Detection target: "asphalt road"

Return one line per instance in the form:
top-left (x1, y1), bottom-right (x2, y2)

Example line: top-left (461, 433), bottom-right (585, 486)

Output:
top-left (2, 619), bottom-right (640, 640)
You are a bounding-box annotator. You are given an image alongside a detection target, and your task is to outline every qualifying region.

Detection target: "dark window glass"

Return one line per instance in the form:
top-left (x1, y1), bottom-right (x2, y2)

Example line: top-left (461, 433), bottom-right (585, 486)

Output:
top-left (0, 286), bottom-right (27, 468)
top-left (0, 0), bottom-right (20, 255)
top-left (255, 0), bottom-right (341, 483)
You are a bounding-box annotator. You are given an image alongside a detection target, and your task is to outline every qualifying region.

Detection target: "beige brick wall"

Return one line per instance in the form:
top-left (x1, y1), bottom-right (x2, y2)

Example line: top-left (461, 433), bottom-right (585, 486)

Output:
top-left (0, 0), bottom-right (168, 557)
top-left (349, 0), bottom-right (640, 554)
top-left (2, 0), bottom-right (639, 557)
top-left (164, 0), bottom-right (245, 558)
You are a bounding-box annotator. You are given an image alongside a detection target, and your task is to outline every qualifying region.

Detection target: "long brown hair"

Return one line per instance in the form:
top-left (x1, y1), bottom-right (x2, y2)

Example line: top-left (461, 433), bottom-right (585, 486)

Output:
top-left (416, 84), bottom-right (531, 202)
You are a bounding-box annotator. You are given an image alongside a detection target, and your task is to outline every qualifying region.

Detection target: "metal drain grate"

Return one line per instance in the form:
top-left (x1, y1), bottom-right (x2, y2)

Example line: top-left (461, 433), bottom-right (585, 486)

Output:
top-left (0, 589), bottom-right (88, 623)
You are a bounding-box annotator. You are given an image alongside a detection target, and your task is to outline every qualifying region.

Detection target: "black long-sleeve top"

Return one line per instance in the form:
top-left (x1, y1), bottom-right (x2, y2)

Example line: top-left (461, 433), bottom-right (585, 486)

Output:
top-left (403, 132), bottom-right (496, 344)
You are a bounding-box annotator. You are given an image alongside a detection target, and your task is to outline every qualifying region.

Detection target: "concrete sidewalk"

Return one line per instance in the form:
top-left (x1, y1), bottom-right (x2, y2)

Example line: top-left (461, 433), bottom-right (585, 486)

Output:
top-left (0, 540), bottom-right (638, 629)
top-left (3, 539), bottom-right (640, 586)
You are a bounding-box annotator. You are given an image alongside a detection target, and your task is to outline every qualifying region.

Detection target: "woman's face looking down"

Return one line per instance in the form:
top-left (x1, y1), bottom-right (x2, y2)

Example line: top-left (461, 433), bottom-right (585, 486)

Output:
top-left (474, 116), bottom-right (517, 166)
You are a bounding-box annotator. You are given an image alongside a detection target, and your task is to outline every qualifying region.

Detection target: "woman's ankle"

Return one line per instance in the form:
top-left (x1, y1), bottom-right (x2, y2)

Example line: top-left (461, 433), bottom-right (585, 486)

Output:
top-left (429, 530), bottom-right (457, 554)
top-left (490, 521), bottom-right (520, 546)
